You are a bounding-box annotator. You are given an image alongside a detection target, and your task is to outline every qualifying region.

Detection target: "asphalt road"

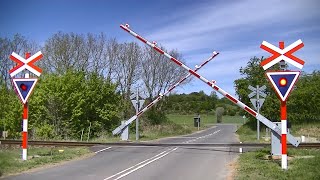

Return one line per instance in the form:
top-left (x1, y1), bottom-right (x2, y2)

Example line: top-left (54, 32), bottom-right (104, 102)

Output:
top-left (4, 124), bottom-right (240, 180)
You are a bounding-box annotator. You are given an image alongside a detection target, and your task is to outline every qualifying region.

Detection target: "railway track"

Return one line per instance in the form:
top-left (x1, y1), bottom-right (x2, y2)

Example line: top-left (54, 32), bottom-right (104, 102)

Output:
top-left (1, 139), bottom-right (320, 148)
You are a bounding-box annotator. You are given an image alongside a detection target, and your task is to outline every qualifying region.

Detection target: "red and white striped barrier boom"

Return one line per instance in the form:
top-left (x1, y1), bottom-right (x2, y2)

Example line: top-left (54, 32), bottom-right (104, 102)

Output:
top-left (113, 51), bottom-right (219, 135)
top-left (119, 24), bottom-right (300, 147)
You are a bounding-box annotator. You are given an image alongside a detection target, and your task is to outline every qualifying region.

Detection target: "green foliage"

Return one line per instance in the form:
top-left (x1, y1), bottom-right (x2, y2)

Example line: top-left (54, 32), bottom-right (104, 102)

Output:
top-left (27, 70), bottom-right (121, 139)
top-left (234, 56), bottom-right (282, 129)
top-left (34, 123), bottom-right (55, 140)
top-left (0, 80), bottom-right (22, 138)
top-left (145, 106), bottom-right (168, 125)
top-left (288, 71), bottom-right (320, 123)
top-left (164, 91), bottom-right (218, 114)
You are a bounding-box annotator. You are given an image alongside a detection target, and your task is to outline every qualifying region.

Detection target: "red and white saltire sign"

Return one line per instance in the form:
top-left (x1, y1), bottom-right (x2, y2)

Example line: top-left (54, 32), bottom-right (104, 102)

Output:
top-left (260, 39), bottom-right (305, 70)
top-left (9, 51), bottom-right (43, 77)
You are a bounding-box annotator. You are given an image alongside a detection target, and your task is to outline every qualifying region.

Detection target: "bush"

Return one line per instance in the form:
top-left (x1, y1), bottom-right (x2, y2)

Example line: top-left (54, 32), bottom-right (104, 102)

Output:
top-left (228, 109), bottom-right (237, 116)
top-left (145, 107), bottom-right (168, 125)
top-left (216, 107), bottom-right (224, 123)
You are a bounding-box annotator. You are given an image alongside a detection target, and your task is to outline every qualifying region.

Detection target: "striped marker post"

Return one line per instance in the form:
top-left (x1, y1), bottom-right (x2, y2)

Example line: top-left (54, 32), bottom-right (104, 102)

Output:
top-left (119, 24), bottom-right (300, 148)
top-left (22, 52), bottom-right (30, 160)
top-left (279, 41), bottom-right (287, 170)
top-left (22, 102), bottom-right (28, 160)
top-left (113, 50), bottom-right (219, 135)
top-left (281, 101), bottom-right (287, 169)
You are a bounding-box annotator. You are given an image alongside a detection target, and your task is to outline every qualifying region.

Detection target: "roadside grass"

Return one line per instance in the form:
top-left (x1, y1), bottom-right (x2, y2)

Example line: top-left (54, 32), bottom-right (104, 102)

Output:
top-left (138, 114), bottom-right (243, 141)
top-left (236, 121), bottom-right (320, 143)
top-left (235, 148), bottom-right (320, 180)
top-left (140, 121), bottom-right (192, 141)
top-left (290, 122), bottom-right (320, 139)
top-left (235, 122), bottom-right (320, 179)
top-left (0, 146), bottom-right (91, 177)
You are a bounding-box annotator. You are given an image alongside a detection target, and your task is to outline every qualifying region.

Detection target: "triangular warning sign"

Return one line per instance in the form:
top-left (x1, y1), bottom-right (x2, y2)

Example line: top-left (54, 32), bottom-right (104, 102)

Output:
top-left (12, 78), bottom-right (38, 104)
top-left (266, 71), bottom-right (300, 101)
top-left (250, 98), bottom-right (265, 110)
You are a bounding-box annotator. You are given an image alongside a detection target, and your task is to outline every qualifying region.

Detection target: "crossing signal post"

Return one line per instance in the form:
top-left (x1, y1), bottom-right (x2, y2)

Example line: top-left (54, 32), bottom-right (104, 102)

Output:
top-left (261, 40), bottom-right (304, 170)
top-left (9, 52), bottom-right (43, 160)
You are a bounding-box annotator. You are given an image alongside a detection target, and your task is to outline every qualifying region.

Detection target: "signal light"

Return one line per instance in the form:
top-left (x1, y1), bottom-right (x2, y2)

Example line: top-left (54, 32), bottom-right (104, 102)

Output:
top-left (20, 83), bottom-right (28, 91)
top-left (279, 78), bottom-right (287, 87)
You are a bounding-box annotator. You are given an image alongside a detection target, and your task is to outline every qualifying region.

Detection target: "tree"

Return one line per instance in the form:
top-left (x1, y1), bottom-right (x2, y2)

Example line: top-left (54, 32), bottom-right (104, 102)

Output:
top-left (0, 34), bottom-right (39, 89)
top-left (141, 46), bottom-right (186, 99)
top-left (288, 71), bottom-right (320, 123)
top-left (234, 56), bottom-right (280, 128)
top-left (29, 70), bottom-right (121, 139)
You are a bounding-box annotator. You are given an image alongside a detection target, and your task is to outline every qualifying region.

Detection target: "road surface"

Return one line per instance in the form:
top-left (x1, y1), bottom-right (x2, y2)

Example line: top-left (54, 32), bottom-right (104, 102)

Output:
top-left (4, 124), bottom-right (240, 180)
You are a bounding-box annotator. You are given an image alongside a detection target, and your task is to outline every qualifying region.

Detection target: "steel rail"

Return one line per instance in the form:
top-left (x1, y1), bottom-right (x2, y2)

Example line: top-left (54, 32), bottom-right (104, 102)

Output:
top-left (1, 140), bottom-right (319, 148)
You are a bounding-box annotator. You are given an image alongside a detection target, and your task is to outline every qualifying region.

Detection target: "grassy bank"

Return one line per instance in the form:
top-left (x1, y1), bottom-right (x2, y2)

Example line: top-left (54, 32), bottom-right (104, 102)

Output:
top-left (235, 122), bottom-right (320, 179)
top-left (235, 148), bottom-right (320, 180)
top-left (0, 147), bottom-right (91, 177)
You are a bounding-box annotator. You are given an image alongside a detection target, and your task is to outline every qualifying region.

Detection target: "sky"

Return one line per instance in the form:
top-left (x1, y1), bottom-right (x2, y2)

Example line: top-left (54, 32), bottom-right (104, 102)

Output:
top-left (1, 0), bottom-right (319, 98)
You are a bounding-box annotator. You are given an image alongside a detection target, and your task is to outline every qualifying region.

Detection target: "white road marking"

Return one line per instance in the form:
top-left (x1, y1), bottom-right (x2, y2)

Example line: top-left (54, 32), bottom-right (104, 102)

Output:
top-left (95, 147), bottom-right (112, 154)
top-left (103, 129), bottom-right (220, 179)
top-left (183, 129), bottom-right (221, 144)
top-left (103, 148), bottom-right (178, 180)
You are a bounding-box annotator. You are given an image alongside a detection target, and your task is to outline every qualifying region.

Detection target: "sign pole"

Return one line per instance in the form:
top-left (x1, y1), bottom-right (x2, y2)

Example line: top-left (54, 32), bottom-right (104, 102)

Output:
top-left (22, 52), bottom-right (30, 161)
top-left (256, 85), bottom-right (260, 140)
top-left (281, 100), bottom-right (287, 169)
top-left (22, 102), bottom-right (28, 160)
top-left (9, 51), bottom-right (43, 161)
top-left (136, 87), bottom-right (139, 141)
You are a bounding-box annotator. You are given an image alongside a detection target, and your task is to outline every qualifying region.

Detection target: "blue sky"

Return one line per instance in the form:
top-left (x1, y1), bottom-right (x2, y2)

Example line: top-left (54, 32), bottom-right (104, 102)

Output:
top-left (1, 0), bottom-right (319, 98)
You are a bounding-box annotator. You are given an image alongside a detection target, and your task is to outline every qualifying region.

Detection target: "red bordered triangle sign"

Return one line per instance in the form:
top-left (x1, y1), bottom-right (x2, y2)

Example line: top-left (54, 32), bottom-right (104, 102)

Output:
top-left (265, 71), bottom-right (300, 102)
top-left (12, 78), bottom-right (38, 104)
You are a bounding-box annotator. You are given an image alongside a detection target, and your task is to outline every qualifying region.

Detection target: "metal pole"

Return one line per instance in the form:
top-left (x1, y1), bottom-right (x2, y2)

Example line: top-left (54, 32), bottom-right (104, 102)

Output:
top-left (281, 99), bottom-right (288, 169)
top-left (256, 85), bottom-right (260, 140)
top-left (22, 52), bottom-right (31, 161)
top-left (22, 102), bottom-right (28, 160)
top-left (136, 87), bottom-right (139, 141)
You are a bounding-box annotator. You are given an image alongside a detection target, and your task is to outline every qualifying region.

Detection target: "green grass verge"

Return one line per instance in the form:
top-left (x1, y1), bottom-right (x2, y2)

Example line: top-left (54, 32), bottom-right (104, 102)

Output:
top-left (0, 147), bottom-right (91, 177)
top-left (236, 122), bottom-right (320, 179)
top-left (235, 148), bottom-right (320, 180)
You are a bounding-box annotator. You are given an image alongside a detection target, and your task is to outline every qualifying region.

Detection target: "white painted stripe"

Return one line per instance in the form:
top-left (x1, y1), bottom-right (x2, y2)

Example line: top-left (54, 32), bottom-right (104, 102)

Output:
top-left (237, 101), bottom-right (246, 110)
top-left (108, 148), bottom-right (178, 180)
top-left (103, 149), bottom-right (170, 180)
top-left (183, 130), bottom-right (220, 143)
top-left (22, 149), bottom-right (27, 160)
top-left (23, 119), bottom-right (28, 132)
top-left (282, 39), bottom-right (303, 54)
top-left (281, 154), bottom-right (287, 169)
top-left (281, 120), bottom-right (287, 134)
top-left (94, 147), bottom-right (111, 154)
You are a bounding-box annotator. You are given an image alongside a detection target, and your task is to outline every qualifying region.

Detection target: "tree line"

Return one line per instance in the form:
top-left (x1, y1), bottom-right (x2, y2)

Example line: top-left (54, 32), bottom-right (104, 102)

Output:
top-left (1, 34), bottom-right (318, 139)
top-left (0, 33), bottom-right (187, 139)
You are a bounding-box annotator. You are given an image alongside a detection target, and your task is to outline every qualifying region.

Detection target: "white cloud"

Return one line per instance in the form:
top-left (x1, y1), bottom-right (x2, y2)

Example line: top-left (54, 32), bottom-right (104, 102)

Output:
top-left (123, 0), bottom-right (320, 97)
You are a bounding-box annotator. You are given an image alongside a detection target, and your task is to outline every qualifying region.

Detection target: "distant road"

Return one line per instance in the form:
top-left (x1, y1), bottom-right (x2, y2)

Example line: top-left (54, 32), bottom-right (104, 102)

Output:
top-left (4, 124), bottom-right (239, 180)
